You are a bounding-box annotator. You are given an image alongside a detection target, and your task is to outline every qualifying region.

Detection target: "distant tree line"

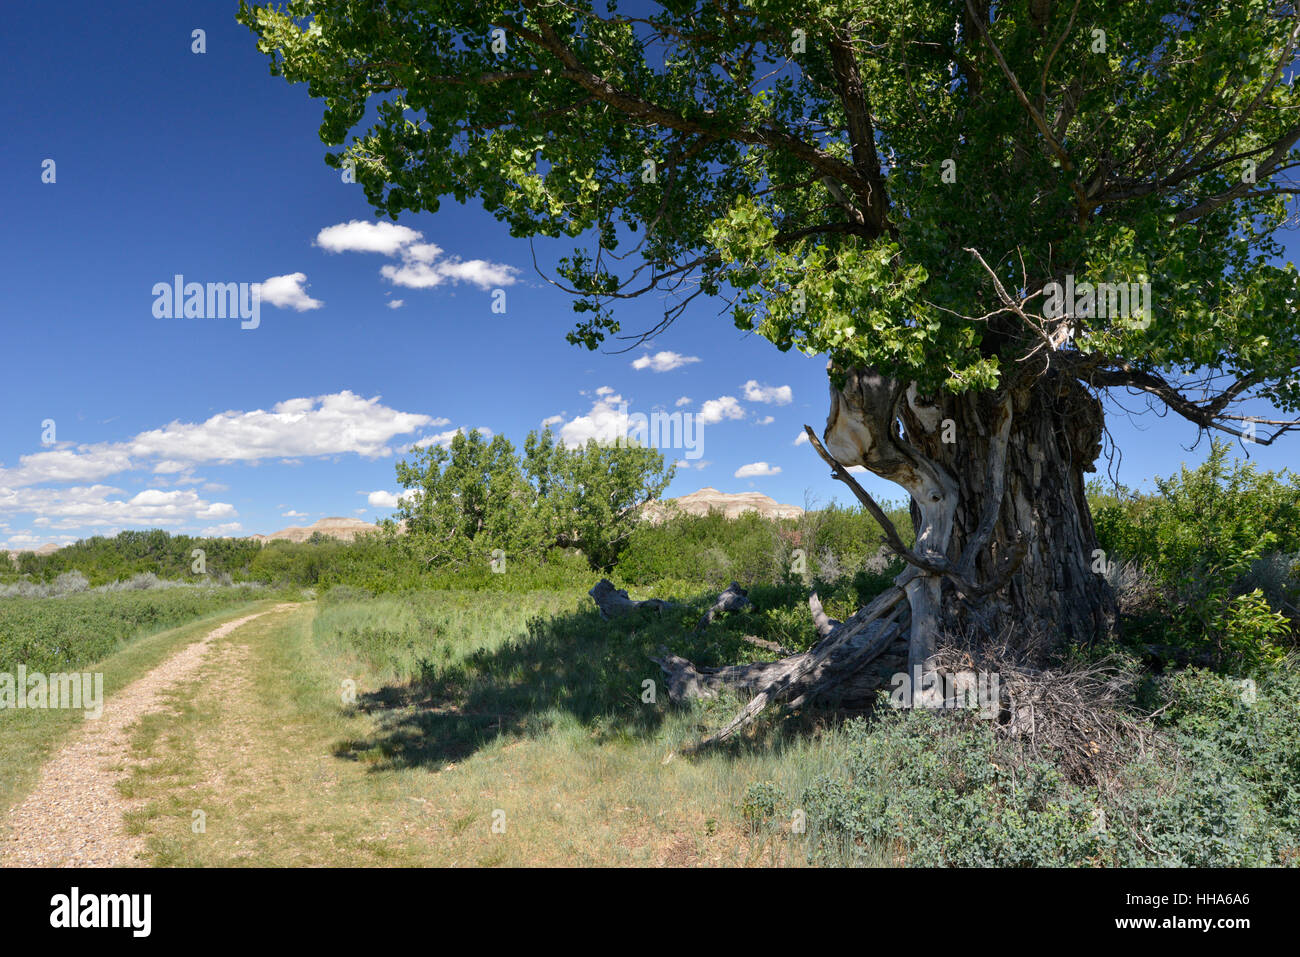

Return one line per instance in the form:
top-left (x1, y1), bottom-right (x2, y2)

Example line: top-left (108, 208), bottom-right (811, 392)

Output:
top-left (7, 438), bottom-right (1297, 672)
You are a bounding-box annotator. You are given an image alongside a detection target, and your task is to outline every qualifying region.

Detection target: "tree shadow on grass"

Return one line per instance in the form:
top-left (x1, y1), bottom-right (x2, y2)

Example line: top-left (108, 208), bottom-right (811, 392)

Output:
top-left (328, 576), bottom-right (890, 773)
top-left (330, 599), bottom-right (685, 771)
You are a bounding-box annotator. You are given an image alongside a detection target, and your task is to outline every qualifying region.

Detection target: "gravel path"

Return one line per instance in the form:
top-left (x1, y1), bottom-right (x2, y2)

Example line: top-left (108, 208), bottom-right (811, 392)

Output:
top-left (0, 605), bottom-right (296, 867)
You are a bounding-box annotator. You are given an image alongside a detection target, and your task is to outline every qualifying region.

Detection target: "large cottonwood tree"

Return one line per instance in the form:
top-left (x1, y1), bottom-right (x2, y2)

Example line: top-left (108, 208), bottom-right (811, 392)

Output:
top-left (242, 0), bottom-right (1300, 700)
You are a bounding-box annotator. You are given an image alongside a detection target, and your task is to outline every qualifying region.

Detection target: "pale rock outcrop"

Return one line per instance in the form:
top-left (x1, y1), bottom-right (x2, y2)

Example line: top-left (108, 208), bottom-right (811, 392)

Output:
top-left (640, 487), bottom-right (803, 524)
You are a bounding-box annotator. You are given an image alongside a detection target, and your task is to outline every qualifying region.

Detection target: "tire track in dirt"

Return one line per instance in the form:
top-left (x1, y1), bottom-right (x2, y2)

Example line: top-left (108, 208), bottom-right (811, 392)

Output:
top-left (0, 604), bottom-right (298, 867)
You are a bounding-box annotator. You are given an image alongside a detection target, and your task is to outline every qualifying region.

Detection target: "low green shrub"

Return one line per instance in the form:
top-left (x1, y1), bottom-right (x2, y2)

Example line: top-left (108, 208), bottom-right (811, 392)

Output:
top-left (799, 656), bottom-right (1300, 867)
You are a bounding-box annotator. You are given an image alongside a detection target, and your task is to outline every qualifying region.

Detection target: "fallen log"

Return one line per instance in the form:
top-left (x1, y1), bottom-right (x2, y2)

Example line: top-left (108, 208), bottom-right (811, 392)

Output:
top-left (681, 587), bottom-right (910, 751)
top-left (741, 635), bottom-right (792, 656)
top-left (603, 575), bottom-right (920, 751)
top-left (694, 581), bottom-right (752, 633)
top-left (646, 583), bottom-right (913, 751)
top-left (589, 579), bottom-right (674, 620)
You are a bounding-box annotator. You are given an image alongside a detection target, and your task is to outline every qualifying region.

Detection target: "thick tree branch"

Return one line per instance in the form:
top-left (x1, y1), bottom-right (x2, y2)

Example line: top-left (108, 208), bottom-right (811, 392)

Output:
top-left (507, 3), bottom-right (886, 232)
top-left (828, 34), bottom-right (892, 234)
top-left (963, 0), bottom-right (1091, 218)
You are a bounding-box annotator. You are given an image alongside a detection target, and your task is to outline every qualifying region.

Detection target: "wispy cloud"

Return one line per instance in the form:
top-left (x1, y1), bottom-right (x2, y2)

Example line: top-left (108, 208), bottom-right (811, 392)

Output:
top-left (405, 425), bottom-right (493, 451)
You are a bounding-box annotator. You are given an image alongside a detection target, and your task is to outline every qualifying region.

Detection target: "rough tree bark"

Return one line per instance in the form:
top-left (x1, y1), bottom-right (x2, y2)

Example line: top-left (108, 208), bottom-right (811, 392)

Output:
top-left (825, 364), bottom-right (1117, 656)
top-left (642, 362), bottom-right (1118, 748)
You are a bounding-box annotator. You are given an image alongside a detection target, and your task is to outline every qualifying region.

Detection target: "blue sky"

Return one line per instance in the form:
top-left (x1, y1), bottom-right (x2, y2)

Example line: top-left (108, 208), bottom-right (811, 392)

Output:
top-left (0, 1), bottom-right (1295, 550)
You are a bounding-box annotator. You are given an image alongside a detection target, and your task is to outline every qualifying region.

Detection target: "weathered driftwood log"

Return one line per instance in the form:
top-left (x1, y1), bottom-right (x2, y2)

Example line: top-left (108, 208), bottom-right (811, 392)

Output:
top-left (684, 587), bottom-right (910, 751)
top-left (694, 581), bottom-right (752, 633)
top-left (589, 579), bottom-right (674, 620)
top-left (650, 583), bottom-right (913, 751)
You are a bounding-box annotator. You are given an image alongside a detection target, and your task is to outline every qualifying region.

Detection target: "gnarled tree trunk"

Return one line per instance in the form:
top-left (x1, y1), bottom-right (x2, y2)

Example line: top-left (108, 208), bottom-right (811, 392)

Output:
top-left (826, 364), bottom-right (1117, 658)
top-left (650, 363), bottom-right (1118, 748)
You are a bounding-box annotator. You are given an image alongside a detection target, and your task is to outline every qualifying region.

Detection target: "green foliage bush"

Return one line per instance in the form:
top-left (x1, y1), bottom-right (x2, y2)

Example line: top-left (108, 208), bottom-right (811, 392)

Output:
top-left (616, 511), bottom-right (785, 587)
top-left (4, 530), bottom-right (263, 587)
top-left (802, 710), bottom-right (1104, 866)
top-left (615, 503), bottom-right (905, 589)
top-left (1155, 663), bottom-right (1300, 833)
top-left (394, 427), bottom-right (674, 571)
top-left (801, 657), bottom-right (1300, 866)
top-left (1091, 440), bottom-right (1300, 669)
top-left (1092, 441), bottom-right (1300, 566)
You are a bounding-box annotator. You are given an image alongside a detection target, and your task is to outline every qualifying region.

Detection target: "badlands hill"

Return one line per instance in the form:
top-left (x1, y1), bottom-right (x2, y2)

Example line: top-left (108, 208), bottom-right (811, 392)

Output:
top-left (640, 487), bottom-right (803, 523)
top-left (5, 542), bottom-right (62, 563)
top-left (249, 516), bottom-right (380, 545)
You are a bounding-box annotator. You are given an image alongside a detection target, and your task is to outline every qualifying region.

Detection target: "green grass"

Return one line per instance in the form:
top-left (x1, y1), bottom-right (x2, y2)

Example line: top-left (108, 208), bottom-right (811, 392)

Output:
top-left (16, 576), bottom-right (1295, 866)
top-left (0, 586), bottom-right (273, 674)
top-left (0, 599), bottom-right (284, 817)
top-left (116, 588), bottom-right (879, 866)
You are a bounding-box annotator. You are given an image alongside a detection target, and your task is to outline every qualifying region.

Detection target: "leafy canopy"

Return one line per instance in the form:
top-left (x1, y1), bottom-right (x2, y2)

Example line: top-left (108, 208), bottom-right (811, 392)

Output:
top-left (393, 427), bottom-right (674, 568)
top-left (240, 0), bottom-right (1300, 410)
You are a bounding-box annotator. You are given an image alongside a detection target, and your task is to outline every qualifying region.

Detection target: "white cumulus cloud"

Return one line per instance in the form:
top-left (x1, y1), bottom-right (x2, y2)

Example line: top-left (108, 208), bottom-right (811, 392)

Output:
top-left (0, 391), bottom-right (442, 547)
top-left (631, 351), bottom-right (700, 372)
top-left (202, 522), bottom-right (244, 537)
top-left (699, 396), bottom-right (745, 424)
top-left (366, 489), bottom-right (419, 509)
top-left (735, 462), bottom-right (781, 478)
top-left (315, 220), bottom-right (423, 256)
top-left (559, 393), bottom-right (633, 448)
top-left (0, 485), bottom-right (238, 529)
top-left (255, 273), bottom-right (323, 311)
top-left (317, 220), bottom-right (519, 291)
top-left (127, 392), bottom-right (433, 463)
top-left (742, 380), bottom-right (793, 405)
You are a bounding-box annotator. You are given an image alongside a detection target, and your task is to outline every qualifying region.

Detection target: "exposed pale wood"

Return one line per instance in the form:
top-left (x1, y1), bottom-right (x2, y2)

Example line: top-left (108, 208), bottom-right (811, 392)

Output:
top-left (679, 586), bottom-right (909, 752)
top-left (809, 592), bottom-right (839, 638)
top-left (785, 605), bottom-right (910, 712)
top-left (694, 581), bottom-right (752, 633)
top-left (648, 649), bottom-right (716, 702)
top-left (589, 579), bottom-right (673, 620)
